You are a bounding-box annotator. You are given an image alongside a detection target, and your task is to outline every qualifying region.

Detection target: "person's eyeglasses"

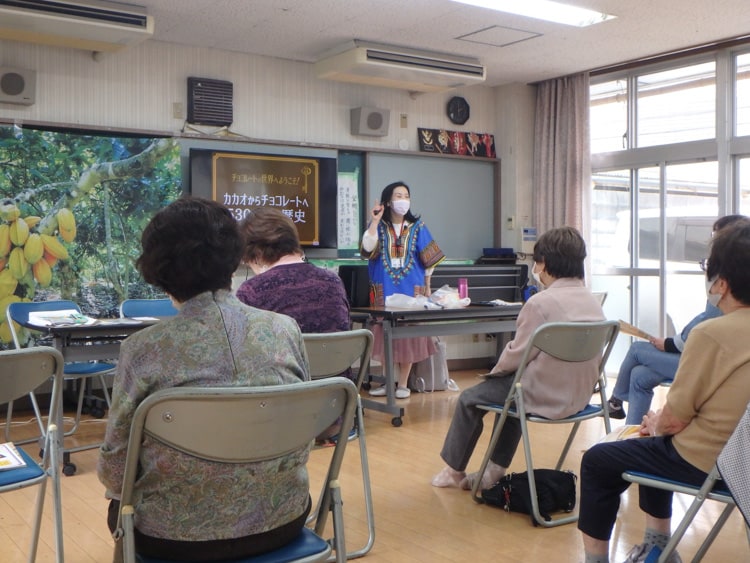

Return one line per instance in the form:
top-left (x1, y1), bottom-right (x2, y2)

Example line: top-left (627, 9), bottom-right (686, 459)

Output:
top-left (699, 258), bottom-right (708, 271)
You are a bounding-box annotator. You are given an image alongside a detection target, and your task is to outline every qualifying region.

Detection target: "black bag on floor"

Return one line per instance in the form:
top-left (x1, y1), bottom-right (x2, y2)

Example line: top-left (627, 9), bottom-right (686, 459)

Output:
top-left (481, 469), bottom-right (577, 524)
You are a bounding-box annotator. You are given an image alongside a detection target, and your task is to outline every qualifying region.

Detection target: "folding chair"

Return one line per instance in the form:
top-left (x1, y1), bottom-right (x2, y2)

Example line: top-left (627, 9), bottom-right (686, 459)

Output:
top-left (620, 402), bottom-right (750, 562)
top-left (7, 300), bottom-right (117, 475)
top-left (0, 347), bottom-right (65, 563)
top-left (470, 320), bottom-right (620, 527)
top-left (303, 329), bottom-right (374, 559)
top-left (119, 298), bottom-right (178, 318)
top-left (115, 378), bottom-right (359, 563)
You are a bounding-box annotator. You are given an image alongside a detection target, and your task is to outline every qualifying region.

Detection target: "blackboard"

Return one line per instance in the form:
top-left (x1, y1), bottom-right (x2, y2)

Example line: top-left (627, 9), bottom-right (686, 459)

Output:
top-left (367, 153), bottom-right (496, 260)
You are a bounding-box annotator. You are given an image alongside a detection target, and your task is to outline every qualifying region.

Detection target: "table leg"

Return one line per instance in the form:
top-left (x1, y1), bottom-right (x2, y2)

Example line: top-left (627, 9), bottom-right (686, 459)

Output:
top-left (360, 318), bottom-right (404, 426)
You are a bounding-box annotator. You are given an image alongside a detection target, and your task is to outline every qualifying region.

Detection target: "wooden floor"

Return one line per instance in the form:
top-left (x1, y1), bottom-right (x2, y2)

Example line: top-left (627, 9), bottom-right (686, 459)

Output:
top-left (1, 371), bottom-right (747, 563)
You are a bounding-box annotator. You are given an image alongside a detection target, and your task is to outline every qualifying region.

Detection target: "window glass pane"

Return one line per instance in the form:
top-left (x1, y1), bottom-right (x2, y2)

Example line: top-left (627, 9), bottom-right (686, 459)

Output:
top-left (635, 167), bottom-right (660, 267)
top-left (740, 157), bottom-right (750, 217)
top-left (637, 62), bottom-right (716, 147)
top-left (736, 52), bottom-right (750, 137)
top-left (664, 161), bottom-right (718, 331)
top-left (592, 169), bottom-right (632, 270)
top-left (590, 79), bottom-right (628, 153)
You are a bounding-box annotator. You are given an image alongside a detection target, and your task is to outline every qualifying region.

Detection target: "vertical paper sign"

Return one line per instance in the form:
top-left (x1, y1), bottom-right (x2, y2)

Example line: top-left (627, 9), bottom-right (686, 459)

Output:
top-left (212, 152), bottom-right (320, 245)
top-left (337, 171), bottom-right (360, 250)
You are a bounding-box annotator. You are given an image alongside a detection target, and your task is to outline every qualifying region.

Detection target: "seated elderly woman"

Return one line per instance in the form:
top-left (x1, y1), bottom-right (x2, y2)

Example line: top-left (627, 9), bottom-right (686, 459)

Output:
top-left (236, 206), bottom-right (350, 335)
top-left (98, 197), bottom-right (310, 561)
top-left (578, 221), bottom-right (750, 563)
top-left (432, 226), bottom-right (605, 490)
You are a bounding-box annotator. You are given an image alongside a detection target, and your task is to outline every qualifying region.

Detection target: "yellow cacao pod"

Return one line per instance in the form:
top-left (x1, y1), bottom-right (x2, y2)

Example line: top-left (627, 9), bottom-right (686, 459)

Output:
top-left (24, 216), bottom-right (42, 229)
top-left (0, 268), bottom-right (17, 298)
top-left (9, 247), bottom-right (28, 279)
top-left (0, 224), bottom-right (10, 258)
top-left (9, 217), bottom-right (29, 246)
top-left (24, 233), bottom-right (44, 265)
top-left (32, 258), bottom-right (52, 288)
top-left (0, 203), bottom-right (20, 222)
top-left (57, 208), bottom-right (77, 243)
top-left (41, 234), bottom-right (69, 260)
top-left (0, 321), bottom-right (12, 344)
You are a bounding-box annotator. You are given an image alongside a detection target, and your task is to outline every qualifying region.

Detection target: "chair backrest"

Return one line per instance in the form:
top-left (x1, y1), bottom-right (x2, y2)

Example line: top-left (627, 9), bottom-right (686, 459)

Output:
top-left (510, 321), bottom-right (620, 399)
top-left (119, 378), bottom-right (359, 505)
top-left (303, 329), bottom-right (373, 389)
top-left (119, 298), bottom-right (178, 318)
top-left (718, 401), bottom-right (750, 526)
top-left (0, 346), bottom-right (64, 410)
top-left (520, 320), bottom-right (619, 368)
top-left (6, 300), bottom-right (82, 348)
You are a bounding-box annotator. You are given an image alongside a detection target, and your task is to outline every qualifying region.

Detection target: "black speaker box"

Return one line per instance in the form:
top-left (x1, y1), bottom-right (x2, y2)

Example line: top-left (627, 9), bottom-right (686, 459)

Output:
top-left (0, 67), bottom-right (36, 106)
top-left (187, 77), bottom-right (233, 126)
top-left (350, 107), bottom-right (390, 137)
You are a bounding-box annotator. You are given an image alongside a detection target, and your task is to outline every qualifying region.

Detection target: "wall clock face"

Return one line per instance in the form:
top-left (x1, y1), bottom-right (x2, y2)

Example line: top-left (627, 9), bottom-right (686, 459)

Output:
top-left (447, 96), bottom-right (470, 125)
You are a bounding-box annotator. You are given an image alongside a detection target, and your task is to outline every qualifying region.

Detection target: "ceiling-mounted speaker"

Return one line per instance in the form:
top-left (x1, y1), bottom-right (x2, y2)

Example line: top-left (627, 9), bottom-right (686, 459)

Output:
top-left (187, 77), bottom-right (233, 126)
top-left (351, 107), bottom-right (390, 137)
top-left (0, 67), bottom-right (36, 105)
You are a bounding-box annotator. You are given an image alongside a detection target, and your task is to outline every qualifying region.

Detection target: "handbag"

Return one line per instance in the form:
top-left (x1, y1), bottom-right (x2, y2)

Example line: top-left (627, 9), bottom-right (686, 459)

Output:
top-left (408, 338), bottom-right (458, 392)
top-left (481, 469), bottom-right (577, 525)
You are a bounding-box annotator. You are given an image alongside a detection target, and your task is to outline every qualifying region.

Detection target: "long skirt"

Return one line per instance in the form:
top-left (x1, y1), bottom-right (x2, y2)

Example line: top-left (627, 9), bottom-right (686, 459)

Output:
top-left (369, 321), bottom-right (436, 364)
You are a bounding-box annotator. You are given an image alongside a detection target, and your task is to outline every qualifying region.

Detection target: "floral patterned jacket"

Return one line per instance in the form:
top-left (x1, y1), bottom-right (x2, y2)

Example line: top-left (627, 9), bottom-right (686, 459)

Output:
top-left (97, 290), bottom-right (309, 541)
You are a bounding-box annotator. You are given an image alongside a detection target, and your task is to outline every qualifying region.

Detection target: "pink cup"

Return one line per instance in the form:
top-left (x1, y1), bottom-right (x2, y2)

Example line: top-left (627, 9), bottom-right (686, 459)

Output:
top-left (458, 278), bottom-right (469, 299)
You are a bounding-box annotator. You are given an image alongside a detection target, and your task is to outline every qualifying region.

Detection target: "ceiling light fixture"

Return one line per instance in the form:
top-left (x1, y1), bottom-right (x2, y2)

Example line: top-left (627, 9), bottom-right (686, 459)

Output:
top-left (450, 0), bottom-right (615, 27)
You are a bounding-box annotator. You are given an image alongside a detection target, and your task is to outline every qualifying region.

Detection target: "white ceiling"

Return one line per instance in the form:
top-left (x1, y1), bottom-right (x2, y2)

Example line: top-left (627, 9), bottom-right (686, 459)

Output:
top-left (137, 0), bottom-right (750, 87)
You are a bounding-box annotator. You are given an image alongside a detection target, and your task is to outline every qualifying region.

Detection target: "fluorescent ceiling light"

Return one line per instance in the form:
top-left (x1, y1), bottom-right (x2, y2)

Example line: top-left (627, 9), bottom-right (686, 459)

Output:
top-left (451, 0), bottom-right (616, 27)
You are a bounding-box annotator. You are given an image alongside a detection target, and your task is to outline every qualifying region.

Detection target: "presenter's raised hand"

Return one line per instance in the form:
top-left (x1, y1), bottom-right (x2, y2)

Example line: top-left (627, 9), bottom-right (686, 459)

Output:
top-left (370, 201), bottom-right (384, 223)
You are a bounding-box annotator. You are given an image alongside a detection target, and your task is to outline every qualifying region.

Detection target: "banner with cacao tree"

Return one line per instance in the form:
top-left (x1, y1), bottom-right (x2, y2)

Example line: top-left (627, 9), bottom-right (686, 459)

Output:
top-left (0, 125), bottom-right (181, 347)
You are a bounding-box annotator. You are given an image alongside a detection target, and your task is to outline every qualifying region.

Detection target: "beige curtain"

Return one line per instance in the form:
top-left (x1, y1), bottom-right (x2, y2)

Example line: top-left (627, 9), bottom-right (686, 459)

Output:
top-left (532, 73), bottom-right (591, 238)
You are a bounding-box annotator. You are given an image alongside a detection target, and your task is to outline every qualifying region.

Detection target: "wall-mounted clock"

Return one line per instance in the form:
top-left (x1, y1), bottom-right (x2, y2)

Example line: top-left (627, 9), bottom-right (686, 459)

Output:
top-left (447, 96), bottom-right (470, 125)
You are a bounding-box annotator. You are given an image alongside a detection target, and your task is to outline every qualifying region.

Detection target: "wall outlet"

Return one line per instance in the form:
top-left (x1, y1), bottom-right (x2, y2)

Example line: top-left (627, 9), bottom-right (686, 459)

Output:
top-left (400, 113), bottom-right (408, 128)
top-left (172, 102), bottom-right (184, 120)
top-left (506, 215), bottom-right (515, 230)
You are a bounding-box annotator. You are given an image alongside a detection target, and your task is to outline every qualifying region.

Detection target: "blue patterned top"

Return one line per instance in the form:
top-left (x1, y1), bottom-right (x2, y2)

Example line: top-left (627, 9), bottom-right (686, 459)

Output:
top-left (97, 290), bottom-right (310, 541)
top-left (361, 220), bottom-right (445, 306)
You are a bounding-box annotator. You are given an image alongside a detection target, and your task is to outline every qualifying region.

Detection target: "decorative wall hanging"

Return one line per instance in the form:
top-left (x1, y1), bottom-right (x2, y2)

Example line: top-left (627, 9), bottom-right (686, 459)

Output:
top-left (417, 128), bottom-right (495, 158)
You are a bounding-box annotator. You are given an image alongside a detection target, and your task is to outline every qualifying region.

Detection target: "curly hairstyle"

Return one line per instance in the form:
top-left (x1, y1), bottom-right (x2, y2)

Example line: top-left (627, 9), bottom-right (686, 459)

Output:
top-left (532, 226), bottom-right (587, 280)
top-left (238, 207), bottom-right (303, 265)
top-left (136, 197), bottom-right (243, 302)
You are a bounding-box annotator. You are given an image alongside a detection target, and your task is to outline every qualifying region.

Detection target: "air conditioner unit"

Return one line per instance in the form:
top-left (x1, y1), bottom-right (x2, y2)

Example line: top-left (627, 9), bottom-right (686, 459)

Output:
top-left (0, 0), bottom-right (154, 53)
top-left (314, 40), bottom-right (486, 93)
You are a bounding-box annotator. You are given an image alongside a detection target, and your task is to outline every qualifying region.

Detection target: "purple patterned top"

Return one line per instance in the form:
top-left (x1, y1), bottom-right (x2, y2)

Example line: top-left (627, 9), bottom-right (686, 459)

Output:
top-left (97, 290), bottom-right (310, 541)
top-left (236, 262), bottom-right (351, 334)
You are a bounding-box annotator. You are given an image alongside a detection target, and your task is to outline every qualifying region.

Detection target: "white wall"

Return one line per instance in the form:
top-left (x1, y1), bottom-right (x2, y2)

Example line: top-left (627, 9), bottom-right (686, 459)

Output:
top-left (0, 40), bottom-right (495, 148)
top-left (0, 38), bottom-right (535, 235)
top-left (0, 38), bottom-right (537, 363)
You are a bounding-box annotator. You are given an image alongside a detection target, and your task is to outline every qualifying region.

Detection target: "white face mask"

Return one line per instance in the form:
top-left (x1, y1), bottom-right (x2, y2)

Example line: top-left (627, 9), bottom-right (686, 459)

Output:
top-left (532, 263), bottom-right (543, 287)
top-left (390, 199), bottom-right (410, 216)
top-left (705, 276), bottom-right (721, 308)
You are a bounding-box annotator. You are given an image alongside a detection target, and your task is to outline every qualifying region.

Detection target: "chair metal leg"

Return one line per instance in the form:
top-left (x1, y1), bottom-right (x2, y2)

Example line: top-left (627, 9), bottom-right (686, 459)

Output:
top-left (342, 400), bottom-right (375, 559)
top-left (555, 421), bottom-right (582, 470)
top-left (470, 408), bottom-right (510, 503)
top-left (329, 480), bottom-right (346, 563)
top-left (516, 396), bottom-right (578, 527)
top-left (308, 399), bottom-right (374, 561)
top-left (654, 467), bottom-right (733, 563)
